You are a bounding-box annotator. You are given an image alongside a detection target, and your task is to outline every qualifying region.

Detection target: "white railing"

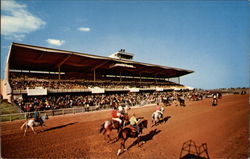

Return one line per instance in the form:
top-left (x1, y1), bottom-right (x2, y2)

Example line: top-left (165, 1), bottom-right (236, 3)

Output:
top-left (0, 106), bottom-right (102, 122)
top-left (0, 100), bottom-right (158, 122)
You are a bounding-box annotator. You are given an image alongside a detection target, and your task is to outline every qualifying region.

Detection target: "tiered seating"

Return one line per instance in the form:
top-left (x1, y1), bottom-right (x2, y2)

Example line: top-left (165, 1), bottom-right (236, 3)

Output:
top-left (10, 72), bottom-right (183, 91)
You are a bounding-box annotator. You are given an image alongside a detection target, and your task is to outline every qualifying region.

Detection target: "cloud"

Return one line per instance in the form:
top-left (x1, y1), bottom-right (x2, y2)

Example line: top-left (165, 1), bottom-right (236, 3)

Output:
top-left (1, 0), bottom-right (46, 40)
top-left (46, 39), bottom-right (65, 46)
top-left (78, 27), bottom-right (91, 32)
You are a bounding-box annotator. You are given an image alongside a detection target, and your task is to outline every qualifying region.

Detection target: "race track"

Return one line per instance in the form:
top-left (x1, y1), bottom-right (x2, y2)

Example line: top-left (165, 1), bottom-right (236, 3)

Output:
top-left (1, 94), bottom-right (249, 159)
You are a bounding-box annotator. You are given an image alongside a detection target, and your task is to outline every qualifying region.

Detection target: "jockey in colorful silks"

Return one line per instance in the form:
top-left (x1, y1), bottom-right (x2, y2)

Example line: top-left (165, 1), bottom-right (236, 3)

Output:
top-left (129, 114), bottom-right (140, 134)
top-left (112, 107), bottom-right (122, 124)
top-left (33, 109), bottom-right (40, 122)
top-left (118, 105), bottom-right (124, 114)
top-left (155, 105), bottom-right (164, 119)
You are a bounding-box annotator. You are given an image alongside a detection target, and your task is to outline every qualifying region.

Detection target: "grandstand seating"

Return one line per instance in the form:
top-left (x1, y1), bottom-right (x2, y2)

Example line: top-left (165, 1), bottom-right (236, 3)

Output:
top-left (10, 72), bottom-right (183, 91)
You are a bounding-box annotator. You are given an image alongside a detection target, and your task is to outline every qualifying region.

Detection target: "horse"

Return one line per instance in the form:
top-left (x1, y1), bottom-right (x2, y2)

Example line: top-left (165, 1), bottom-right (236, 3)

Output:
top-left (178, 96), bottom-right (186, 106)
top-left (99, 120), bottom-right (121, 142)
top-left (162, 97), bottom-right (171, 106)
top-left (117, 119), bottom-right (148, 156)
top-left (20, 114), bottom-right (48, 136)
top-left (151, 111), bottom-right (164, 126)
top-left (99, 114), bottom-right (130, 142)
top-left (212, 98), bottom-right (218, 106)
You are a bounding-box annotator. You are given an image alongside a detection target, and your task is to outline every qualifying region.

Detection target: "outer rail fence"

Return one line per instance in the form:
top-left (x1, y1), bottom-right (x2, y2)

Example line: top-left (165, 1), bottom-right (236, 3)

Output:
top-left (0, 105), bottom-right (105, 122)
top-left (0, 100), bottom-right (157, 122)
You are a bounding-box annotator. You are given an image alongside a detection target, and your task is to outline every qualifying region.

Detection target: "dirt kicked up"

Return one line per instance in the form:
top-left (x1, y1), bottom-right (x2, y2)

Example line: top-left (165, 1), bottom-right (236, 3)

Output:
top-left (1, 94), bottom-right (249, 159)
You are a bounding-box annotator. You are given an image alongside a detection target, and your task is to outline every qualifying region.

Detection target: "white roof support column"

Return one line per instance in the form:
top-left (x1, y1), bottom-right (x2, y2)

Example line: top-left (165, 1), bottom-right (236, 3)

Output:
top-left (58, 67), bottom-right (61, 80)
top-left (93, 69), bottom-right (96, 82)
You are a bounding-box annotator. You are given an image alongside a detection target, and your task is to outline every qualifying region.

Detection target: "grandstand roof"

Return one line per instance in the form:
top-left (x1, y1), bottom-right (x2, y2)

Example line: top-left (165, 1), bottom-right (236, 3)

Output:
top-left (7, 42), bottom-right (194, 78)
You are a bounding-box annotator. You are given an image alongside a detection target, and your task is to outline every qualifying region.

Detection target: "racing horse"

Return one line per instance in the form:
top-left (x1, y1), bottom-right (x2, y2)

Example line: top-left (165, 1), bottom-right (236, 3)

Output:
top-left (20, 114), bottom-right (48, 136)
top-left (212, 94), bottom-right (218, 106)
top-left (99, 113), bottom-right (130, 143)
top-left (178, 96), bottom-right (186, 106)
top-left (151, 107), bottom-right (164, 126)
top-left (117, 119), bottom-right (148, 156)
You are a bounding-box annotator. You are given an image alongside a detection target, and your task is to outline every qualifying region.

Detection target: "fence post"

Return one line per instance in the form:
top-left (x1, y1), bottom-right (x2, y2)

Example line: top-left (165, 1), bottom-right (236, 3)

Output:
top-left (62, 109), bottom-right (64, 115)
top-left (73, 108), bottom-right (75, 114)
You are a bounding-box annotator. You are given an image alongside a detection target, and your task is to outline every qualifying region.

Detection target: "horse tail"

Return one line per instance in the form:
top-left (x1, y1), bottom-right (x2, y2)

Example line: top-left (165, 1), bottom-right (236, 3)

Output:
top-left (99, 122), bottom-right (105, 134)
top-left (20, 121), bottom-right (27, 130)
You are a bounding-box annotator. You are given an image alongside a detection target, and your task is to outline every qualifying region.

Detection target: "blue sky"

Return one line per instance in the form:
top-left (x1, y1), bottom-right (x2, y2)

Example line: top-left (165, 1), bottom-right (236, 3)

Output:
top-left (1, 0), bottom-right (249, 89)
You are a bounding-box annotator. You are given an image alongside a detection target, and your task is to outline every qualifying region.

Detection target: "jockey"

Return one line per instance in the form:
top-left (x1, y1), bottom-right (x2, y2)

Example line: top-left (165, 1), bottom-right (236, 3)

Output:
top-left (155, 105), bottom-right (164, 119)
top-left (33, 109), bottom-right (40, 122)
top-left (129, 113), bottom-right (140, 135)
top-left (213, 93), bottom-right (217, 99)
top-left (124, 105), bottom-right (130, 115)
top-left (117, 105), bottom-right (124, 115)
top-left (112, 107), bottom-right (122, 125)
top-left (212, 93), bottom-right (218, 106)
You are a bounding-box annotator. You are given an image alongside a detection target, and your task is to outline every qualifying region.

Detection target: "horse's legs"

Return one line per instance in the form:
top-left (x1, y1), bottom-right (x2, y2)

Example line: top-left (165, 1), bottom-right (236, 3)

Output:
top-left (40, 124), bottom-right (45, 132)
top-left (117, 134), bottom-right (127, 156)
top-left (24, 124), bottom-right (28, 136)
top-left (103, 129), bottom-right (106, 135)
top-left (117, 139), bottom-right (126, 156)
top-left (30, 126), bottom-right (37, 134)
top-left (106, 130), bottom-right (112, 143)
top-left (137, 136), bottom-right (141, 147)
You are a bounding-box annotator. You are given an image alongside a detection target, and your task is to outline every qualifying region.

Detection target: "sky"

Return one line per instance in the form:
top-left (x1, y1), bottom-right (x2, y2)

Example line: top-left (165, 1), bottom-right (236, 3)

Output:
top-left (1, 0), bottom-right (249, 89)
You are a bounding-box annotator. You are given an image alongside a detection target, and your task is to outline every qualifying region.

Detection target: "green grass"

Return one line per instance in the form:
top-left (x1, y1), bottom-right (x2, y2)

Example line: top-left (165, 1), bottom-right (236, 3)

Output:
top-left (0, 101), bottom-right (25, 122)
top-left (0, 101), bottom-right (20, 115)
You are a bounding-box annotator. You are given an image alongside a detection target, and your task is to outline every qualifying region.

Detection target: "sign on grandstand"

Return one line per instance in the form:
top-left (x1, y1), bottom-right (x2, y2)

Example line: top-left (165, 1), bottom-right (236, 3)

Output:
top-left (129, 88), bottom-right (140, 92)
top-left (156, 87), bottom-right (164, 91)
top-left (90, 87), bottom-right (105, 94)
top-left (27, 87), bottom-right (47, 96)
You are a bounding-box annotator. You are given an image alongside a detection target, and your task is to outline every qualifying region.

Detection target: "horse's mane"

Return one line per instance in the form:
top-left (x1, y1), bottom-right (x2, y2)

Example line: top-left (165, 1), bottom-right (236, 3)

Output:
top-left (138, 119), bottom-right (147, 127)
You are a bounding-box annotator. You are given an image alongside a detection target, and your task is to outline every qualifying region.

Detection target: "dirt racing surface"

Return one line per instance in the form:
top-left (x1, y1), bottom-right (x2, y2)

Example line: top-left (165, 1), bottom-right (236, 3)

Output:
top-left (1, 94), bottom-right (249, 159)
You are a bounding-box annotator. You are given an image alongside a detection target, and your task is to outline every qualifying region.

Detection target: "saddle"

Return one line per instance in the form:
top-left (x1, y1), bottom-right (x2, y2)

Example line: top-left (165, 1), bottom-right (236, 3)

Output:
top-left (34, 117), bottom-right (43, 125)
top-left (123, 125), bottom-right (137, 132)
top-left (34, 117), bottom-right (41, 122)
top-left (111, 120), bottom-right (118, 125)
top-left (129, 126), bottom-right (137, 132)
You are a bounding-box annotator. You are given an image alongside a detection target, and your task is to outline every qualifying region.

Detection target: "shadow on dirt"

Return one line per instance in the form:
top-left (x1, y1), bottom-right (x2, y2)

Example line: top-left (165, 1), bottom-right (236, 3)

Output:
top-left (179, 140), bottom-right (210, 159)
top-left (161, 116), bottom-right (171, 123)
top-left (44, 122), bottom-right (78, 132)
top-left (127, 129), bottom-right (161, 150)
top-left (152, 116), bottom-right (171, 127)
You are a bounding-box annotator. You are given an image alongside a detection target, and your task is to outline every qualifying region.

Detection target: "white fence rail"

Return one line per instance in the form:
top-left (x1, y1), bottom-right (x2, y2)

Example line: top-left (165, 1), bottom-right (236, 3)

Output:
top-left (0, 100), bottom-right (158, 122)
top-left (0, 106), bottom-right (102, 122)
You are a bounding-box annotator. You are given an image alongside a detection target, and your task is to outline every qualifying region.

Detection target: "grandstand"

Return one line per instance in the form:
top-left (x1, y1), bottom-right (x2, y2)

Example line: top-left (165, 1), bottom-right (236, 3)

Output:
top-left (2, 42), bottom-right (194, 112)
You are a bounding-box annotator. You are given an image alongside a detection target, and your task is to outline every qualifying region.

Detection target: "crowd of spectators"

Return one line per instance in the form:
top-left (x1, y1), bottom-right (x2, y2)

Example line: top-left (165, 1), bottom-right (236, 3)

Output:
top-left (14, 90), bottom-right (212, 112)
top-left (11, 72), bottom-right (207, 113)
top-left (10, 72), bottom-right (183, 90)
top-left (14, 92), bottom-right (176, 112)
